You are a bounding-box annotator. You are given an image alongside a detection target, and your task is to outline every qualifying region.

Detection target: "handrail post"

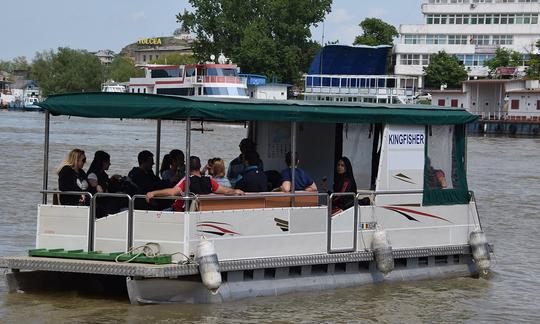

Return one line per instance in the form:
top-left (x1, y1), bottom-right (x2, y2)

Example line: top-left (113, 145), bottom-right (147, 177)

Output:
top-left (128, 195), bottom-right (134, 251)
top-left (353, 194), bottom-right (358, 252)
top-left (42, 111), bottom-right (50, 204)
top-left (155, 119), bottom-right (161, 176)
top-left (88, 193), bottom-right (95, 252)
top-left (291, 121), bottom-right (297, 207)
top-left (185, 117), bottom-right (191, 208)
top-left (327, 193), bottom-right (333, 254)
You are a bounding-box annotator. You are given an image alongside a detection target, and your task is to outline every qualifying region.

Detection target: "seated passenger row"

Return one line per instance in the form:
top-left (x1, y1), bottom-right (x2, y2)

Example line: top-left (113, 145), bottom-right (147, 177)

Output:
top-left (56, 138), bottom-right (359, 215)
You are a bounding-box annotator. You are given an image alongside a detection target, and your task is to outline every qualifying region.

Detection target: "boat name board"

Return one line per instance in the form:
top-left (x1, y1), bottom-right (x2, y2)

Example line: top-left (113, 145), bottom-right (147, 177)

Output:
top-left (388, 132), bottom-right (424, 146)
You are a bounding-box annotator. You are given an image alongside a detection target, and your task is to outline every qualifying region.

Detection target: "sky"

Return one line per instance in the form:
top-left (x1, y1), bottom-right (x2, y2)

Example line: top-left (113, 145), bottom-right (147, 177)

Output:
top-left (0, 0), bottom-right (424, 61)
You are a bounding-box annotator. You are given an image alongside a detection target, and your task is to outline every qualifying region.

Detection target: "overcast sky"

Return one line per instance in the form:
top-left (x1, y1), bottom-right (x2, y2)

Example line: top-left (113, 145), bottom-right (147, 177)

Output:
top-left (0, 0), bottom-right (424, 61)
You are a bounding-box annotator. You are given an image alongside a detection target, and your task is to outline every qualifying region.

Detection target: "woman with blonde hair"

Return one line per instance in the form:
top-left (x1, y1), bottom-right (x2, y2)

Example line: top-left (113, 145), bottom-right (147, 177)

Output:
top-left (210, 158), bottom-right (231, 188)
top-left (57, 148), bottom-right (89, 205)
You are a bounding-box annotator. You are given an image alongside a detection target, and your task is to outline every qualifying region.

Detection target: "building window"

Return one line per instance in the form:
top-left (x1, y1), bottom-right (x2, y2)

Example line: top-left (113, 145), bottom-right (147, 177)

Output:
top-left (438, 99), bottom-right (446, 106)
top-left (511, 99), bottom-right (520, 110)
top-left (537, 100), bottom-right (540, 110)
top-left (143, 55), bottom-right (146, 62)
top-left (451, 99), bottom-right (458, 107)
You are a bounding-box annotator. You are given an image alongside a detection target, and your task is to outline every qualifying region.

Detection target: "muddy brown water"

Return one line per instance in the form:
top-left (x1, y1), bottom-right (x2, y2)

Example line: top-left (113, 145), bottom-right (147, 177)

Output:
top-left (0, 110), bottom-right (539, 323)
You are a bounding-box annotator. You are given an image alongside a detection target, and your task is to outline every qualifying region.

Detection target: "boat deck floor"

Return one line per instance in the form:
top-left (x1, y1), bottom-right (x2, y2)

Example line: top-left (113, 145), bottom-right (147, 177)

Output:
top-left (0, 245), bottom-right (472, 278)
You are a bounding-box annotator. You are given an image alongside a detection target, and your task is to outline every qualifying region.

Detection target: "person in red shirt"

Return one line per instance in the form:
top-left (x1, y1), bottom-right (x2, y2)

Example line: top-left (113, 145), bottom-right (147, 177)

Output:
top-left (146, 156), bottom-right (243, 211)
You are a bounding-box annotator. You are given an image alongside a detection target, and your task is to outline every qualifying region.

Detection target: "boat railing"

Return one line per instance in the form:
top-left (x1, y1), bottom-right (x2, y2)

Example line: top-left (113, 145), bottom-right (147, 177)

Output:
top-left (203, 76), bottom-right (243, 84)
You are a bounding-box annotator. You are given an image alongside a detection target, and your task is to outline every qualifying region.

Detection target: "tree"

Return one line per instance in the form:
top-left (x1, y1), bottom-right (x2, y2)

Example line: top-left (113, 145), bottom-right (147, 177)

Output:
top-left (106, 56), bottom-right (144, 82)
top-left (525, 40), bottom-right (540, 78)
top-left (424, 51), bottom-right (468, 89)
top-left (353, 18), bottom-right (398, 46)
top-left (149, 53), bottom-right (197, 65)
top-left (31, 47), bottom-right (104, 96)
top-left (176, 0), bottom-right (331, 84)
top-left (484, 47), bottom-right (523, 73)
top-left (0, 56), bottom-right (30, 73)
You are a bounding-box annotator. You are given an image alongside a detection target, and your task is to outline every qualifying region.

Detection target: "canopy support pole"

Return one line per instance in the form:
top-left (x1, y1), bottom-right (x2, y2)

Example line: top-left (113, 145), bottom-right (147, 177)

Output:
top-left (42, 111), bottom-right (50, 204)
top-left (155, 119), bottom-right (161, 176)
top-left (291, 121), bottom-right (297, 206)
top-left (185, 118), bottom-right (191, 199)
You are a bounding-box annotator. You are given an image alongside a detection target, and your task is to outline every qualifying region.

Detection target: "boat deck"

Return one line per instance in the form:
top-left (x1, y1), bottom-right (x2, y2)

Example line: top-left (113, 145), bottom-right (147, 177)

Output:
top-left (0, 245), bottom-right (472, 278)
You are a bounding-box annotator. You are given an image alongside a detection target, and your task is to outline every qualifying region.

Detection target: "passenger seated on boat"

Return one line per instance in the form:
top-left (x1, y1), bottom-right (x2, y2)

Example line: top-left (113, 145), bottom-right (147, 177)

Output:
top-left (161, 149), bottom-right (185, 185)
top-left (146, 155), bottom-right (244, 211)
top-left (159, 153), bottom-right (171, 178)
top-left (324, 157), bottom-right (358, 213)
top-left (209, 158), bottom-right (231, 188)
top-left (128, 150), bottom-right (170, 194)
top-left (87, 150), bottom-right (111, 195)
top-left (227, 138), bottom-right (263, 187)
top-left (57, 148), bottom-right (89, 206)
top-left (280, 151), bottom-right (317, 192)
top-left (426, 157), bottom-right (448, 189)
top-left (234, 151), bottom-right (268, 193)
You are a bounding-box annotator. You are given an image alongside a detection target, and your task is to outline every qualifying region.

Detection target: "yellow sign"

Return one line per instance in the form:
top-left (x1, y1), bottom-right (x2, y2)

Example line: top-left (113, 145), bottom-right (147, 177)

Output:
top-left (138, 38), bottom-right (162, 45)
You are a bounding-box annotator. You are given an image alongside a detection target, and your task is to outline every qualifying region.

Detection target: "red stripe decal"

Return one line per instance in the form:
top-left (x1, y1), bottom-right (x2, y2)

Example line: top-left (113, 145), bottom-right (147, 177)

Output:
top-left (384, 206), bottom-right (451, 223)
top-left (198, 223), bottom-right (239, 235)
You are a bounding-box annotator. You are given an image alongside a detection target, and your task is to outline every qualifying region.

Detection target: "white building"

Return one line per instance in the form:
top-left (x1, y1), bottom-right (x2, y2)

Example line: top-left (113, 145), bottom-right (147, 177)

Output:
top-left (395, 0), bottom-right (540, 88)
top-left (431, 78), bottom-right (540, 120)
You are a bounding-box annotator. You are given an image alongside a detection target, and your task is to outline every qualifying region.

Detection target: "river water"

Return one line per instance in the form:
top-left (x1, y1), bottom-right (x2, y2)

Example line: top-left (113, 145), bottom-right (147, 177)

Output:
top-left (0, 110), bottom-right (539, 323)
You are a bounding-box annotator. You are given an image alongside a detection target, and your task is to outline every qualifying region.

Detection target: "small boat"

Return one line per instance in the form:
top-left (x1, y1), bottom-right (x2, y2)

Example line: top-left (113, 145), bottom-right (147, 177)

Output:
top-left (0, 92), bottom-right (492, 304)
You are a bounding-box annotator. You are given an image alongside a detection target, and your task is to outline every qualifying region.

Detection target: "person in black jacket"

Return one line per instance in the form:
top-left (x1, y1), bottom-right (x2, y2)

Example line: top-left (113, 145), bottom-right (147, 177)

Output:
top-left (57, 149), bottom-right (89, 205)
top-left (127, 150), bottom-right (169, 195)
top-left (128, 150), bottom-right (170, 210)
top-left (235, 151), bottom-right (267, 193)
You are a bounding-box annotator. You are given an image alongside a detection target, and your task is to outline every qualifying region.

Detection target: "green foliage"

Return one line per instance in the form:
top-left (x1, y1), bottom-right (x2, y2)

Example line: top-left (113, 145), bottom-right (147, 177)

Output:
top-left (424, 51), bottom-right (468, 89)
top-left (525, 40), bottom-right (540, 78)
top-left (149, 53), bottom-right (197, 65)
top-left (177, 0), bottom-right (331, 84)
top-left (353, 18), bottom-right (398, 46)
top-left (106, 56), bottom-right (144, 82)
top-left (0, 56), bottom-right (30, 73)
top-left (484, 47), bottom-right (523, 72)
top-left (31, 48), bottom-right (104, 96)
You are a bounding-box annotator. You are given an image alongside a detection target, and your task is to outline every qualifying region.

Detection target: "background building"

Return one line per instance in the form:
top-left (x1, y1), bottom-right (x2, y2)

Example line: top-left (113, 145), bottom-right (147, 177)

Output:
top-left (395, 0), bottom-right (540, 88)
top-left (92, 49), bottom-right (115, 65)
top-left (120, 28), bottom-right (193, 66)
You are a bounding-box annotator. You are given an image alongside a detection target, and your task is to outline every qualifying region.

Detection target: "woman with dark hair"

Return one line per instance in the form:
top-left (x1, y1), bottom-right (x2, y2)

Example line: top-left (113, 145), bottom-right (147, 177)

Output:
top-left (331, 156), bottom-right (357, 212)
top-left (87, 150), bottom-right (111, 195)
top-left (159, 154), bottom-right (172, 179)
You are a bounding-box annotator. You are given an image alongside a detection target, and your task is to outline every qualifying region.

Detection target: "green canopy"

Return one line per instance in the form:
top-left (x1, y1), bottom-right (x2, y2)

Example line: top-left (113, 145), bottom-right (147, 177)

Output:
top-left (38, 92), bottom-right (478, 125)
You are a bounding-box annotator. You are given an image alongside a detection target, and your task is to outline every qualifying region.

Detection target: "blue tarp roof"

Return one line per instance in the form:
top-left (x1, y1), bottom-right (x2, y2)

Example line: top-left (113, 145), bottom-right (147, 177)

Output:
top-left (307, 45), bottom-right (391, 75)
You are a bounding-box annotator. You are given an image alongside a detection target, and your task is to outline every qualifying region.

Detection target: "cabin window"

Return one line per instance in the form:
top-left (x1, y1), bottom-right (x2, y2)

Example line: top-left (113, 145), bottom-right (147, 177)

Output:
top-left (151, 69), bottom-right (180, 78)
top-left (511, 99), bottom-right (520, 110)
top-left (423, 125), bottom-right (470, 206)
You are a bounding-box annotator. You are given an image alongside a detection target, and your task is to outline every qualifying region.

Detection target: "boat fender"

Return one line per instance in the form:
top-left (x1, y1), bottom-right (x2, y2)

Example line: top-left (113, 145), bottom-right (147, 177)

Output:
top-left (196, 236), bottom-right (222, 293)
top-left (469, 229), bottom-right (491, 276)
top-left (372, 225), bottom-right (394, 275)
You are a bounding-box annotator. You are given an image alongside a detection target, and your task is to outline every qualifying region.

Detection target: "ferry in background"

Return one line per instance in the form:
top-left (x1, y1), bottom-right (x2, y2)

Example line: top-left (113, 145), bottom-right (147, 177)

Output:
top-left (303, 45), bottom-right (418, 104)
top-left (128, 53), bottom-right (249, 99)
